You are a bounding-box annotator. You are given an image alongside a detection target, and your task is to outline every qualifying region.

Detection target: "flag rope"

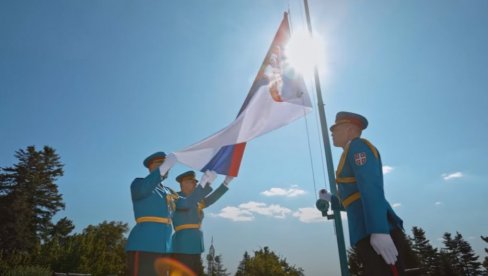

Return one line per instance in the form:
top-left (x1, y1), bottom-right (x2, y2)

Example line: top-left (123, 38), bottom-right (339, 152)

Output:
top-left (302, 95), bottom-right (318, 200)
top-left (288, 8), bottom-right (329, 200)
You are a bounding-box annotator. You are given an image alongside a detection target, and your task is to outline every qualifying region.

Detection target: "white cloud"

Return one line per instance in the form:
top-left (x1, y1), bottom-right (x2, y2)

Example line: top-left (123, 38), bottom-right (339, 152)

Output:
top-left (382, 166), bottom-right (394, 174)
top-left (239, 201), bottom-right (292, 218)
top-left (392, 203), bottom-right (401, 208)
top-left (214, 206), bottom-right (255, 222)
top-left (435, 201), bottom-right (443, 206)
top-left (294, 207), bottom-right (348, 222)
top-left (292, 207), bottom-right (325, 223)
top-left (261, 187), bottom-right (306, 197)
top-left (213, 201), bottom-right (293, 221)
top-left (442, 172), bottom-right (463, 181)
top-left (214, 201), bottom-right (351, 223)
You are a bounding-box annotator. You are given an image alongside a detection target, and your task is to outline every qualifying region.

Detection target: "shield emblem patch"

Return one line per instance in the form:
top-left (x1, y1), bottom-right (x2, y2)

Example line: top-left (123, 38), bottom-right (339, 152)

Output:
top-left (354, 152), bottom-right (367, 166)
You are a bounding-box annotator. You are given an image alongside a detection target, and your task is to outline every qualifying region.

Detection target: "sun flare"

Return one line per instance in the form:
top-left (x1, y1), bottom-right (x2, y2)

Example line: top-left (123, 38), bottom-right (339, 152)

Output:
top-left (285, 29), bottom-right (325, 78)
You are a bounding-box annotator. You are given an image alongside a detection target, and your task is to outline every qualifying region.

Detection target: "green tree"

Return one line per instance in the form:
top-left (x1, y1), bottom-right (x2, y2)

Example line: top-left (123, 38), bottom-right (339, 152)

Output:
top-left (481, 236), bottom-right (488, 272)
top-left (438, 249), bottom-right (459, 276)
top-left (4, 265), bottom-right (52, 276)
top-left (73, 221), bottom-right (128, 276)
top-left (441, 232), bottom-right (482, 276)
top-left (0, 250), bottom-right (34, 275)
top-left (0, 146), bottom-right (65, 253)
top-left (235, 251), bottom-right (251, 276)
top-left (206, 254), bottom-right (229, 276)
top-left (37, 217), bottom-right (75, 272)
top-left (36, 221), bottom-right (127, 275)
top-left (347, 247), bottom-right (364, 276)
top-left (410, 226), bottom-right (440, 275)
top-left (234, 246), bottom-right (303, 276)
top-left (441, 232), bottom-right (465, 275)
top-left (457, 233), bottom-right (482, 275)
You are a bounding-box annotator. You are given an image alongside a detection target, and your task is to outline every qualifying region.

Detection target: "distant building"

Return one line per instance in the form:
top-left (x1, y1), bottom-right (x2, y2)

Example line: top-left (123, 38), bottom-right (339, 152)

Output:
top-left (206, 237), bottom-right (216, 275)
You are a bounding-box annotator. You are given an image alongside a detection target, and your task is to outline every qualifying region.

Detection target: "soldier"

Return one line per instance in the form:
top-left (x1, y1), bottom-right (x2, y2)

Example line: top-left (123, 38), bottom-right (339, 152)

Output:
top-left (171, 170), bottom-right (233, 275)
top-left (125, 152), bottom-right (216, 276)
top-left (320, 111), bottom-right (406, 275)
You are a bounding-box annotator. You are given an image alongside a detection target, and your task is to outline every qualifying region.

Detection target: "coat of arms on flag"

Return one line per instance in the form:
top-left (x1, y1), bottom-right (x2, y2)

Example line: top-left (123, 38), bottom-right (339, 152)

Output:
top-left (174, 12), bottom-right (312, 176)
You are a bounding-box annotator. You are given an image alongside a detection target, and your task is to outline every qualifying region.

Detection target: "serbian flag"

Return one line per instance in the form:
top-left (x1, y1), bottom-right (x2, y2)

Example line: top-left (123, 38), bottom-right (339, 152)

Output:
top-left (174, 12), bottom-right (312, 176)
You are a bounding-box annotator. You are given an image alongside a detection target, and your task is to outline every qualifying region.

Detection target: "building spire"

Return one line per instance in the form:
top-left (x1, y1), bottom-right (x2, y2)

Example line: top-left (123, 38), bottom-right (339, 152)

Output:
top-left (206, 236), bottom-right (216, 275)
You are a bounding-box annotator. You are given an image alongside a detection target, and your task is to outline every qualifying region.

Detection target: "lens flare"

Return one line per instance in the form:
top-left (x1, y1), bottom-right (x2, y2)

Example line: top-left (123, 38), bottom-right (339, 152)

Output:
top-left (285, 29), bottom-right (325, 78)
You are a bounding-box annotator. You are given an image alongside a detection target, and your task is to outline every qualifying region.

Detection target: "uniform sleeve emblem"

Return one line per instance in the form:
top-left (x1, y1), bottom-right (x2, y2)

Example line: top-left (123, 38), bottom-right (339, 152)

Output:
top-left (354, 152), bottom-right (367, 166)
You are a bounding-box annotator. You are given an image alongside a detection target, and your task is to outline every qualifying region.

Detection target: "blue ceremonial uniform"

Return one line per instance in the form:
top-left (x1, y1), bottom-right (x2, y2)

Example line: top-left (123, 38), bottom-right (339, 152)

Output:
top-left (171, 183), bottom-right (228, 254)
top-left (125, 169), bottom-right (211, 254)
top-left (335, 137), bottom-right (403, 246)
top-left (125, 169), bottom-right (178, 253)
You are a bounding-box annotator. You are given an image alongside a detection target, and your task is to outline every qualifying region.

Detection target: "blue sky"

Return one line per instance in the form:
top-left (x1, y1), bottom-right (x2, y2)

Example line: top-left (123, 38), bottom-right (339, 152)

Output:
top-left (1, 1), bottom-right (487, 275)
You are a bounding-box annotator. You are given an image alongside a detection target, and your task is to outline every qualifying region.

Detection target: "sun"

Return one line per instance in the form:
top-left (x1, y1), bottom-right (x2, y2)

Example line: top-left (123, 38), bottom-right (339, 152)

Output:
top-left (285, 29), bottom-right (326, 78)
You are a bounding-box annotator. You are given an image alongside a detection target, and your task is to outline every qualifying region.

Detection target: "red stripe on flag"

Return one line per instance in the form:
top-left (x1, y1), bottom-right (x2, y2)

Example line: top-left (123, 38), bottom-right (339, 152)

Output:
top-left (228, 143), bottom-right (246, 176)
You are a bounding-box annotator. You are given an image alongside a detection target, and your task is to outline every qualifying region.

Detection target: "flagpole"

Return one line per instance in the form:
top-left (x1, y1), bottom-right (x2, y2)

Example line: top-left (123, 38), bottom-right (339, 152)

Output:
top-left (302, 0), bottom-right (349, 275)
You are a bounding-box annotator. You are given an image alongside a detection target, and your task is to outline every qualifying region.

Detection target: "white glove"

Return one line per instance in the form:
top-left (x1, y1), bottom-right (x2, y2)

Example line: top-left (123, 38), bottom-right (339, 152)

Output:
top-left (370, 233), bottom-right (398, 265)
top-left (319, 189), bottom-right (331, 201)
top-left (223, 176), bottom-right (234, 186)
top-left (159, 153), bottom-right (177, 177)
top-left (199, 170), bottom-right (217, 187)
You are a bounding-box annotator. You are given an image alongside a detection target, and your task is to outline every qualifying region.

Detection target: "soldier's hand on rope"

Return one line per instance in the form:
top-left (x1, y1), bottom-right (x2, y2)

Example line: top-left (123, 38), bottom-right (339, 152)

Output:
top-left (319, 189), bottom-right (332, 201)
top-left (319, 189), bottom-right (342, 211)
